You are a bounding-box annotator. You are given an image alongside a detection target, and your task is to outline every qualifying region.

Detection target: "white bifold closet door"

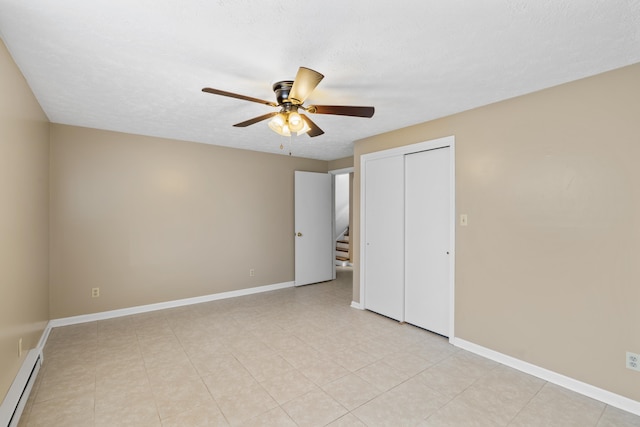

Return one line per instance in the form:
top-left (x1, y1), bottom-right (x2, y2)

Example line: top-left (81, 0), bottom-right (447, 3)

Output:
top-left (405, 147), bottom-right (451, 336)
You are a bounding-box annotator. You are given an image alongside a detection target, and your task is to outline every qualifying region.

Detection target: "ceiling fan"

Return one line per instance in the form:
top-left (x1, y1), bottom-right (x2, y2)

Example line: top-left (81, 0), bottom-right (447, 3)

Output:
top-left (202, 67), bottom-right (375, 137)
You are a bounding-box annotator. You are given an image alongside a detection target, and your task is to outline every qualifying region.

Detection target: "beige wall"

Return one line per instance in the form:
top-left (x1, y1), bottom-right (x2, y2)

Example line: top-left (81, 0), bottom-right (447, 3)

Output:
top-left (353, 63), bottom-right (640, 401)
top-left (328, 156), bottom-right (353, 171)
top-left (49, 125), bottom-right (328, 318)
top-left (0, 40), bottom-right (50, 400)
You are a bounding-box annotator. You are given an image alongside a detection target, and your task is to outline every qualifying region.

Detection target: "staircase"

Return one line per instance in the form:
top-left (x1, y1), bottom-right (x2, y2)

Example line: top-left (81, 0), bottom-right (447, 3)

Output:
top-left (335, 228), bottom-right (350, 266)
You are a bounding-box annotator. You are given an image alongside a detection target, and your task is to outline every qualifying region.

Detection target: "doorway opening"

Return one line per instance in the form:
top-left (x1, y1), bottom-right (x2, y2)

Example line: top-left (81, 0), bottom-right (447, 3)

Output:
top-left (334, 172), bottom-right (351, 267)
top-left (330, 167), bottom-right (354, 268)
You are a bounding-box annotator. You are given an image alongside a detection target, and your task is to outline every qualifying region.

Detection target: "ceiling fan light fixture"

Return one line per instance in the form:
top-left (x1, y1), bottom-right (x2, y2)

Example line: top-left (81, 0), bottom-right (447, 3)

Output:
top-left (268, 113), bottom-right (291, 136)
top-left (268, 111), bottom-right (308, 136)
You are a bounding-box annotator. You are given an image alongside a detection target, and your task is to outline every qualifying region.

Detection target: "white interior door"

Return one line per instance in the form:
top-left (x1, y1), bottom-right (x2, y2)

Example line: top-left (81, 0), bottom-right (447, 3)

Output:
top-left (294, 171), bottom-right (333, 286)
top-left (405, 147), bottom-right (451, 336)
top-left (363, 156), bottom-right (405, 321)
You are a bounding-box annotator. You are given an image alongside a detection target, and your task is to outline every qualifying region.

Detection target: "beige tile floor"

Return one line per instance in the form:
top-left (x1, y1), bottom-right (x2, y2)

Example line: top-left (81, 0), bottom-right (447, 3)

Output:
top-left (18, 267), bottom-right (640, 426)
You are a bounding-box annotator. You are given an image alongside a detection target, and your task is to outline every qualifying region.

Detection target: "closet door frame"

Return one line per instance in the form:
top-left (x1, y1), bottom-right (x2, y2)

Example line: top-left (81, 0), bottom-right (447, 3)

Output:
top-left (360, 135), bottom-right (456, 340)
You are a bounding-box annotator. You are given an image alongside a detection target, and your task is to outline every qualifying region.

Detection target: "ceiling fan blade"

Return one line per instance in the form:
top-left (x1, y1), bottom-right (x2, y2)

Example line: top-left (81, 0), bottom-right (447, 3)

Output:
top-left (233, 112), bottom-right (278, 127)
top-left (289, 67), bottom-right (324, 105)
top-left (307, 105), bottom-right (375, 118)
top-left (300, 114), bottom-right (324, 137)
top-left (202, 87), bottom-right (277, 107)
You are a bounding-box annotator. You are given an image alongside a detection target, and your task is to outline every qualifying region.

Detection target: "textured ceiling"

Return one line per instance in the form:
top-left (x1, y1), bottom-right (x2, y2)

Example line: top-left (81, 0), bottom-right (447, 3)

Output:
top-left (1, 1), bottom-right (639, 160)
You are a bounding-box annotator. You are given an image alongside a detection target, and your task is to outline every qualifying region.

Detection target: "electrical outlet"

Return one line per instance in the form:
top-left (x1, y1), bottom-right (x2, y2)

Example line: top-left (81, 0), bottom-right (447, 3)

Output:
top-left (18, 338), bottom-right (22, 357)
top-left (249, 268), bottom-right (255, 277)
top-left (91, 287), bottom-right (100, 298)
top-left (627, 352), bottom-right (640, 371)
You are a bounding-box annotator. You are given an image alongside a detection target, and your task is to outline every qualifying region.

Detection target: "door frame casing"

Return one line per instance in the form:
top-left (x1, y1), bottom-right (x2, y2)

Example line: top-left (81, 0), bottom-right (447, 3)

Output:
top-left (359, 135), bottom-right (456, 341)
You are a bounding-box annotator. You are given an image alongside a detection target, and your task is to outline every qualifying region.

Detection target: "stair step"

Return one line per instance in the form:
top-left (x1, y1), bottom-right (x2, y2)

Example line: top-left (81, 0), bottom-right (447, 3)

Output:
top-left (337, 227), bottom-right (350, 264)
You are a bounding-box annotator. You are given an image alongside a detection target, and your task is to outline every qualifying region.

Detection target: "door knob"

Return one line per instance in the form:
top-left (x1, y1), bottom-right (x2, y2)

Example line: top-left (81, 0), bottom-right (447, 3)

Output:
top-left (297, 232), bottom-right (303, 237)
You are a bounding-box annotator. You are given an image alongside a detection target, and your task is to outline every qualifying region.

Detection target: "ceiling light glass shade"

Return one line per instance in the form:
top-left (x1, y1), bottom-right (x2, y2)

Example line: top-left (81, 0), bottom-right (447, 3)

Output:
top-left (288, 111), bottom-right (304, 132)
top-left (296, 118), bottom-right (310, 135)
top-left (268, 113), bottom-right (291, 136)
top-left (269, 112), bottom-right (285, 129)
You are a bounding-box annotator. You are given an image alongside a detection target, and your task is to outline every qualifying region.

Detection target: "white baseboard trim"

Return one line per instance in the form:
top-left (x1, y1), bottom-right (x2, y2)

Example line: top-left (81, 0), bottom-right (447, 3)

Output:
top-left (37, 324), bottom-right (51, 348)
top-left (0, 349), bottom-right (42, 427)
top-left (350, 301), bottom-right (363, 310)
top-left (452, 337), bottom-right (640, 416)
top-left (50, 281), bottom-right (295, 328)
top-left (36, 323), bottom-right (52, 362)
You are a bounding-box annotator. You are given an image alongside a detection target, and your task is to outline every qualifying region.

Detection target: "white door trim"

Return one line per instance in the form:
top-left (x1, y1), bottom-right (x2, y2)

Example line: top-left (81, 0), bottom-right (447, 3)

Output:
top-left (360, 135), bottom-right (456, 340)
top-left (329, 166), bottom-right (354, 175)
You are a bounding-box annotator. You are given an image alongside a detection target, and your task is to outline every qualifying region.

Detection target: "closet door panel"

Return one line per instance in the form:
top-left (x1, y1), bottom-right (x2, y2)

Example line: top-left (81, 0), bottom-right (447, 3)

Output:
top-left (405, 147), bottom-right (451, 336)
top-left (363, 156), bottom-right (404, 321)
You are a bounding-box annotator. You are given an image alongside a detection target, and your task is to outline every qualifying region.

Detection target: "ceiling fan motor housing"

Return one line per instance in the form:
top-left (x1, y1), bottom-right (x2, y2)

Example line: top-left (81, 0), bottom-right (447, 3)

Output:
top-left (273, 80), bottom-right (294, 106)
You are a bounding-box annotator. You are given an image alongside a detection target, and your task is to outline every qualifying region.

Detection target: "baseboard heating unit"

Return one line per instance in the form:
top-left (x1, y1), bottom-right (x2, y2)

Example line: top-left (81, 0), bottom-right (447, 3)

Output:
top-left (0, 349), bottom-right (42, 427)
